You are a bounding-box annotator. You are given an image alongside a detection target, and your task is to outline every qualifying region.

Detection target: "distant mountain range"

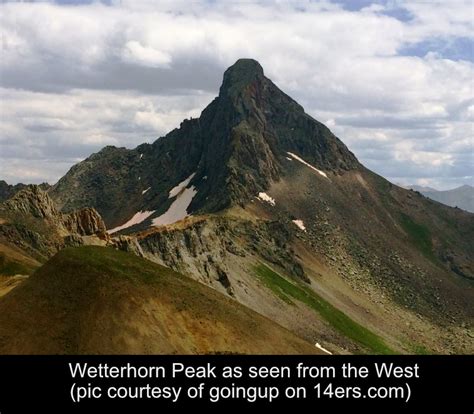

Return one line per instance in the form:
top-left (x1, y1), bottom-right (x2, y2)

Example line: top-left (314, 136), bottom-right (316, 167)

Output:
top-left (0, 59), bottom-right (472, 355)
top-left (0, 180), bottom-right (49, 203)
top-left (407, 184), bottom-right (474, 213)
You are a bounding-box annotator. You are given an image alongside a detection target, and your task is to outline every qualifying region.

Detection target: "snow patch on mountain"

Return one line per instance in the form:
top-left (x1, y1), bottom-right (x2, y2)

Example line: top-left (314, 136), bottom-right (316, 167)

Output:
top-left (107, 210), bottom-right (156, 234)
top-left (292, 219), bottom-right (306, 232)
top-left (258, 192), bottom-right (276, 206)
top-left (169, 173), bottom-right (196, 198)
top-left (153, 186), bottom-right (197, 226)
top-left (287, 152), bottom-right (329, 179)
top-left (315, 342), bottom-right (332, 355)
top-left (142, 187), bottom-right (151, 195)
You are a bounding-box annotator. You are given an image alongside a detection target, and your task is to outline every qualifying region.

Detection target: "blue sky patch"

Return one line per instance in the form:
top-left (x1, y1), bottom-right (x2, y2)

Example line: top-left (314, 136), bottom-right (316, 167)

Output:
top-left (400, 37), bottom-right (474, 62)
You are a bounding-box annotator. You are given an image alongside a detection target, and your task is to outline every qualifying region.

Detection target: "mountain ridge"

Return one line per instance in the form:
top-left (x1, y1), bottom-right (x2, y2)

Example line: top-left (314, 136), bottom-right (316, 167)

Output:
top-left (0, 180), bottom-right (50, 203)
top-left (49, 58), bottom-right (359, 228)
top-left (408, 184), bottom-right (474, 213)
top-left (1, 59), bottom-right (472, 354)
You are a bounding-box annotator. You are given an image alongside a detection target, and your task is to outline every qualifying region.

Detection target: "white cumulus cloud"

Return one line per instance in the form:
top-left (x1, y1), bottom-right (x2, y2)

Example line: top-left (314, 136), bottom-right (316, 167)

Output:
top-left (0, 0), bottom-right (472, 190)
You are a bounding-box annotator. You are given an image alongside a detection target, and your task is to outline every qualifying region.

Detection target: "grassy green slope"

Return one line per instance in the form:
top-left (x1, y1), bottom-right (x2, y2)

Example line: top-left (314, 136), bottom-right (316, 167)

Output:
top-left (398, 213), bottom-right (435, 262)
top-left (255, 263), bottom-right (394, 354)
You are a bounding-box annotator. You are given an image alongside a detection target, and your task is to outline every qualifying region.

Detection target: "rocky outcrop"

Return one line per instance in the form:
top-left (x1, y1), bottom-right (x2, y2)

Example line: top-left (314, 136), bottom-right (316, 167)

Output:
top-left (0, 222), bottom-right (61, 261)
top-left (0, 181), bottom-right (27, 203)
top-left (109, 235), bottom-right (144, 257)
top-left (0, 180), bottom-right (50, 203)
top-left (138, 216), bottom-right (307, 296)
top-left (3, 185), bottom-right (59, 219)
top-left (62, 207), bottom-right (107, 236)
top-left (139, 220), bottom-right (235, 293)
top-left (2, 186), bottom-right (107, 236)
top-left (63, 234), bottom-right (85, 248)
top-left (0, 186), bottom-right (135, 261)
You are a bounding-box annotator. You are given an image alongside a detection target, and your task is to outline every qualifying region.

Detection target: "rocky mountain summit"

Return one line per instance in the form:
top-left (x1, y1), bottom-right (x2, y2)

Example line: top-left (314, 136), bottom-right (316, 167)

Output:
top-left (1, 59), bottom-right (473, 354)
top-left (49, 59), bottom-right (359, 229)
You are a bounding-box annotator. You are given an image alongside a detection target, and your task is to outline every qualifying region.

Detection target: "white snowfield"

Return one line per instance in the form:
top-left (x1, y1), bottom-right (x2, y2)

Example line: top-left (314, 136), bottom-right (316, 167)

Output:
top-left (169, 173), bottom-right (196, 198)
top-left (315, 343), bottom-right (332, 355)
top-left (153, 186), bottom-right (197, 226)
top-left (292, 219), bottom-right (306, 232)
top-left (109, 172), bottom-right (199, 232)
top-left (107, 210), bottom-right (156, 234)
top-left (140, 153), bottom-right (143, 159)
top-left (287, 152), bottom-right (329, 179)
top-left (286, 156), bottom-right (293, 161)
top-left (257, 192), bottom-right (276, 206)
top-left (152, 171), bottom-right (198, 227)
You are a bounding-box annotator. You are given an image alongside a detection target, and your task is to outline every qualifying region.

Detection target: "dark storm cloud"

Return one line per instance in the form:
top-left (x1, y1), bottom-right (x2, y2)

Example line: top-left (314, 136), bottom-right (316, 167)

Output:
top-left (0, 55), bottom-right (223, 95)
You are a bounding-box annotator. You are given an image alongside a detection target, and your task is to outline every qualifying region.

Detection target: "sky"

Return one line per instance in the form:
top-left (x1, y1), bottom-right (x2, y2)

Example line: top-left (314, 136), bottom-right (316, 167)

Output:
top-left (0, 0), bottom-right (473, 190)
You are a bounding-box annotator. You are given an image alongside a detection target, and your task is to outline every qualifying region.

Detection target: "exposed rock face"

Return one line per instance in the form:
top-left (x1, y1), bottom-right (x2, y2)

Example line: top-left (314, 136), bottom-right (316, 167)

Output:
top-left (0, 222), bottom-right (61, 261)
top-left (2, 186), bottom-right (107, 237)
top-left (63, 207), bottom-right (107, 236)
top-left (0, 181), bottom-right (27, 203)
top-left (49, 59), bottom-right (359, 229)
top-left (0, 186), bottom-right (134, 261)
top-left (3, 185), bottom-right (59, 219)
top-left (138, 216), bottom-right (307, 296)
top-left (109, 235), bottom-right (144, 258)
top-left (139, 219), bottom-right (237, 294)
top-left (0, 180), bottom-right (50, 203)
top-left (63, 234), bottom-right (84, 248)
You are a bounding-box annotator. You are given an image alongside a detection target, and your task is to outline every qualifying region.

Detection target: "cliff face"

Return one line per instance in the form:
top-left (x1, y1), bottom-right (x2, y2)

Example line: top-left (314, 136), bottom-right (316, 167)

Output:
top-left (49, 59), bottom-right (359, 229)
top-left (3, 185), bottom-right (59, 220)
top-left (0, 186), bottom-right (109, 264)
top-left (135, 215), bottom-right (307, 298)
top-left (2, 185), bottom-right (107, 235)
top-left (0, 180), bottom-right (50, 203)
top-left (62, 207), bottom-right (107, 236)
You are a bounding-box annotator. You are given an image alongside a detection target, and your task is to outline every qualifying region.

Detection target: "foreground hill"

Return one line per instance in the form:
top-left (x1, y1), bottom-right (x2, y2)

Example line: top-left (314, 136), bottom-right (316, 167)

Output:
top-left (0, 246), bottom-right (319, 354)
